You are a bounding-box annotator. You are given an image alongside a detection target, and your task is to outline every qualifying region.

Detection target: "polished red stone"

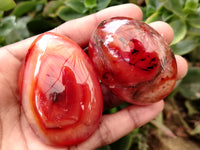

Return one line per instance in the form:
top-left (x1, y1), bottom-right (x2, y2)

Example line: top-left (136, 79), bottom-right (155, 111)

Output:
top-left (89, 17), bottom-right (177, 105)
top-left (19, 32), bottom-right (103, 146)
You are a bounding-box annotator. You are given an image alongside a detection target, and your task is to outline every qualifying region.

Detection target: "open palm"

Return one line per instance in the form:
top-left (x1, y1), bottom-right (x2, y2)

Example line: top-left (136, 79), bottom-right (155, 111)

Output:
top-left (0, 4), bottom-right (187, 150)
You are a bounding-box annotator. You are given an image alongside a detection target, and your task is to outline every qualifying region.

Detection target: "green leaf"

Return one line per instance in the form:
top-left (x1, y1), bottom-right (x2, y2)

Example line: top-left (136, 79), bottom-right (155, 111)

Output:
top-left (145, 11), bottom-right (162, 23)
top-left (171, 36), bottom-right (200, 55)
top-left (0, 11), bottom-right (4, 18)
top-left (145, 0), bottom-right (163, 16)
top-left (187, 14), bottom-right (200, 28)
top-left (5, 16), bottom-right (31, 44)
top-left (118, 102), bottom-right (130, 110)
top-left (0, 0), bottom-right (16, 11)
top-left (185, 0), bottom-right (199, 9)
top-left (163, 0), bottom-right (187, 18)
top-left (146, 4), bottom-right (157, 17)
top-left (65, 0), bottom-right (88, 14)
top-left (145, 0), bottom-right (163, 9)
top-left (185, 100), bottom-right (199, 116)
top-left (184, 0), bottom-right (199, 14)
top-left (161, 9), bottom-right (174, 21)
top-left (178, 67), bottom-right (200, 100)
top-left (170, 19), bottom-right (187, 45)
top-left (145, 7), bottom-right (174, 23)
top-left (27, 18), bottom-right (59, 34)
top-left (131, 128), bottom-right (149, 150)
top-left (11, 1), bottom-right (43, 17)
top-left (97, 0), bottom-right (111, 11)
top-left (43, 1), bottom-right (64, 18)
top-left (0, 16), bottom-right (31, 45)
top-left (190, 124), bottom-right (200, 135)
top-left (189, 47), bottom-right (200, 62)
top-left (84, 0), bottom-right (97, 9)
top-left (110, 134), bottom-right (132, 150)
top-left (108, 107), bottom-right (117, 114)
top-left (57, 6), bottom-right (85, 21)
top-left (188, 25), bottom-right (200, 36)
top-left (0, 16), bottom-right (16, 36)
top-left (96, 145), bottom-right (111, 150)
top-left (0, 36), bottom-right (6, 47)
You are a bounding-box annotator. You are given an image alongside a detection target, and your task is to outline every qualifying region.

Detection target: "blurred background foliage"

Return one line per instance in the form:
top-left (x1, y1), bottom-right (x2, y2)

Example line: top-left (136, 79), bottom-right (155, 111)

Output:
top-left (1, 0), bottom-right (200, 149)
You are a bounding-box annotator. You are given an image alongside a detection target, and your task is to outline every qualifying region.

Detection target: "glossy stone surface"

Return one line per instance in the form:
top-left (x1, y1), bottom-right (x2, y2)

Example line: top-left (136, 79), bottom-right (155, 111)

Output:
top-left (89, 17), bottom-right (177, 105)
top-left (19, 32), bottom-right (103, 146)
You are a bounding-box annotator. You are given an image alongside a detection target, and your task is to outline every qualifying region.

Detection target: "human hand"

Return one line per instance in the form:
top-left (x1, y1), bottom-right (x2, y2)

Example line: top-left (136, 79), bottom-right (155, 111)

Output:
top-left (0, 4), bottom-right (188, 150)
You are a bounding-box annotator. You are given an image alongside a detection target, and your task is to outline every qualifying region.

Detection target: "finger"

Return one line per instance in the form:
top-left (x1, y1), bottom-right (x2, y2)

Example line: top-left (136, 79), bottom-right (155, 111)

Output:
top-left (53, 3), bottom-right (143, 48)
top-left (149, 22), bottom-right (188, 79)
top-left (149, 21), bottom-right (174, 44)
top-left (76, 100), bottom-right (164, 149)
top-left (175, 55), bottom-right (188, 80)
top-left (1, 4), bottom-right (143, 61)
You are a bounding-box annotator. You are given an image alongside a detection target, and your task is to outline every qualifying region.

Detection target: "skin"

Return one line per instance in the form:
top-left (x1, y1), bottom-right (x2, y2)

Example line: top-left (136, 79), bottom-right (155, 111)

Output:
top-left (0, 4), bottom-right (188, 150)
